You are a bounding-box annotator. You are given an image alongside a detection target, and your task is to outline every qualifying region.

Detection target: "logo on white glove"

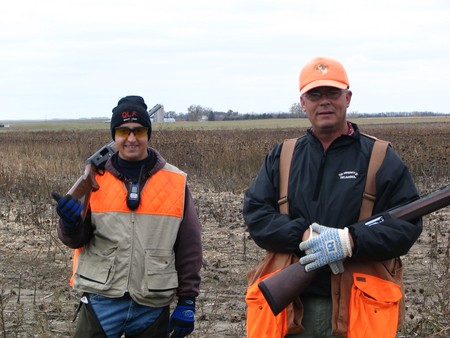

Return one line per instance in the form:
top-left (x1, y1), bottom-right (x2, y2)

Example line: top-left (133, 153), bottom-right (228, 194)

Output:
top-left (326, 240), bottom-right (337, 253)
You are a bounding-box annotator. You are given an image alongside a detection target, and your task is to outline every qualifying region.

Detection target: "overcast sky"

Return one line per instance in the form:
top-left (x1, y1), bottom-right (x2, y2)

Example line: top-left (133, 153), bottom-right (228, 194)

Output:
top-left (1, 0), bottom-right (450, 120)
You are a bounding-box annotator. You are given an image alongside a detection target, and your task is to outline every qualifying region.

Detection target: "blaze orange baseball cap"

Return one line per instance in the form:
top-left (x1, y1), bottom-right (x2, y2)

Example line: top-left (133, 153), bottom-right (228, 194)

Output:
top-left (299, 57), bottom-right (349, 94)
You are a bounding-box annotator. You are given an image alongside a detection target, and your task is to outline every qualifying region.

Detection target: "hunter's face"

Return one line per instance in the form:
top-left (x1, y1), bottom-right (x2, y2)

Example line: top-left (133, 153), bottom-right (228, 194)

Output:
top-left (301, 86), bottom-right (352, 135)
top-left (114, 122), bottom-right (149, 161)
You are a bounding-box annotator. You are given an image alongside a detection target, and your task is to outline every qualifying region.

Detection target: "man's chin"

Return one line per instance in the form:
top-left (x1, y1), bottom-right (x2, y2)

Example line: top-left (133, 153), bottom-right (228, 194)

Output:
top-left (316, 121), bottom-right (337, 130)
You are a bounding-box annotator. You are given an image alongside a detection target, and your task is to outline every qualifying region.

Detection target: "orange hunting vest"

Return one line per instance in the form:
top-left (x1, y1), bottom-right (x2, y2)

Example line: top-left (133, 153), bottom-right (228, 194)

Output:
top-left (69, 164), bottom-right (186, 307)
top-left (246, 137), bottom-right (404, 338)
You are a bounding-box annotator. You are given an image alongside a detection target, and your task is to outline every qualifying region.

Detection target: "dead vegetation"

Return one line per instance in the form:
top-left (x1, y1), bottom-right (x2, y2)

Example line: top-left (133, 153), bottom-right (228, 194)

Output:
top-left (0, 122), bottom-right (449, 337)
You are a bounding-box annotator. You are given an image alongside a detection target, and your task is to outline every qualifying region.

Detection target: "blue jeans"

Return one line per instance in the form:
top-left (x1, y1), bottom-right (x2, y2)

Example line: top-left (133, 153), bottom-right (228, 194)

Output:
top-left (87, 293), bottom-right (166, 338)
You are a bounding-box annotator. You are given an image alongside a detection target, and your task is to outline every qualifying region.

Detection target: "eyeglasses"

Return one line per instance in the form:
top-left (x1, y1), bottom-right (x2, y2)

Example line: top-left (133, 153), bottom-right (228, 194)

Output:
top-left (115, 126), bottom-right (148, 138)
top-left (303, 89), bottom-right (346, 102)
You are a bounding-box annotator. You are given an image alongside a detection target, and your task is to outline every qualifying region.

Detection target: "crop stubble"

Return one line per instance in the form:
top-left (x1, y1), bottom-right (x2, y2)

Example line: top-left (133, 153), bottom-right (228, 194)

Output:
top-left (0, 122), bottom-right (449, 337)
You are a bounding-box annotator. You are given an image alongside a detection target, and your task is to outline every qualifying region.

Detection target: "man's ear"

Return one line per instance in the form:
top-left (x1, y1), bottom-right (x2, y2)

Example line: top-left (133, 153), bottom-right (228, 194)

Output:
top-left (345, 90), bottom-right (352, 107)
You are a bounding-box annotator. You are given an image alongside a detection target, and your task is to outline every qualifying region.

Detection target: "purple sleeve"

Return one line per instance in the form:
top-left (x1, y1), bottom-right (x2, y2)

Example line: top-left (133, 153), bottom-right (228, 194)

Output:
top-left (174, 186), bottom-right (203, 298)
top-left (56, 211), bottom-right (93, 249)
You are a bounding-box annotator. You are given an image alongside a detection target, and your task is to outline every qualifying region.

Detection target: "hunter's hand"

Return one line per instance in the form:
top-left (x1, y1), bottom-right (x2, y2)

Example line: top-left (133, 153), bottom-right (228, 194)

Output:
top-left (299, 223), bottom-right (352, 272)
top-left (54, 193), bottom-right (83, 229)
top-left (303, 225), bottom-right (345, 274)
top-left (168, 297), bottom-right (195, 338)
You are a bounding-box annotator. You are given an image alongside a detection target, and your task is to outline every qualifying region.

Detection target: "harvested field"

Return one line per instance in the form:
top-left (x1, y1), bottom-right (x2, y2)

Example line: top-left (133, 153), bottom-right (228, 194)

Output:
top-left (0, 121), bottom-right (449, 337)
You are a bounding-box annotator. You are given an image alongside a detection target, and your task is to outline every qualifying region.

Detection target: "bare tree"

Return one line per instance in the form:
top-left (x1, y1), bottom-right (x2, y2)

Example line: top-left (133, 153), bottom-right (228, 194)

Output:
top-left (289, 103), bottom-right (306, 118)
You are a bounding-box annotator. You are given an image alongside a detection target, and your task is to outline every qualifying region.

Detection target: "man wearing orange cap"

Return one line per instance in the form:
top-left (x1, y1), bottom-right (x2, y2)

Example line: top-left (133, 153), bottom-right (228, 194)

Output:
top-left (243, 57), bottom-right (422, 337)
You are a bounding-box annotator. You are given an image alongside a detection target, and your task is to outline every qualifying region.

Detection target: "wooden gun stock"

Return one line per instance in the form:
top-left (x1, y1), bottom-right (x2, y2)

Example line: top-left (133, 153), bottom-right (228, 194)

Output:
top-left (258, 185), bottom-right (450, 316)
top-left (53, 141), bottom-right (116, 220)
top-left (67, 163), bottom-right (99, 199)
top-left (66, 163), bottom-right (99, 219)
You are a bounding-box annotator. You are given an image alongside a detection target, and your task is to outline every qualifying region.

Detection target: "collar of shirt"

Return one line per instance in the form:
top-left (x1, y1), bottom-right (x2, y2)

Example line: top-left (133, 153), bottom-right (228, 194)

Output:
top-left (310, 121), bottom-right (354, 136)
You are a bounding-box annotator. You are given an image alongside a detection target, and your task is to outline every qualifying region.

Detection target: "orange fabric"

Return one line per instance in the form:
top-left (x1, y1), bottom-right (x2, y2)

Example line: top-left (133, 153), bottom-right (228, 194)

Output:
top-left (69, 248), bottom-right (82, 287)
top-left (246, 269), bottom-right (288, 338)
top-left (246, 252), bottom-right (303, 334)
top-left (331, 257), bottom-right (405, 337)
top-left (348, 273), bottom-right (402, 338)
top-left (68, 168), bottom-right (185, 287)
top-left (89, 169), bottom-right (185, 218)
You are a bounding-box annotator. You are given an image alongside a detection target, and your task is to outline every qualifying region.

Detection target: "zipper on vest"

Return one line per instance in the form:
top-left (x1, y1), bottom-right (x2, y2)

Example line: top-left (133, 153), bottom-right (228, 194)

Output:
top-left (312, 151), bottom-right (327, 201)
top-left (126, 211), bottom-right (137, 293)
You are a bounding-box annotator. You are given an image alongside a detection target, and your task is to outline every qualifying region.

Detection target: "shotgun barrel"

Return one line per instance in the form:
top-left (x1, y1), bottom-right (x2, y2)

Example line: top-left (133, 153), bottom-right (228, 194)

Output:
top-left (258, 185), bottom-right (450, 316)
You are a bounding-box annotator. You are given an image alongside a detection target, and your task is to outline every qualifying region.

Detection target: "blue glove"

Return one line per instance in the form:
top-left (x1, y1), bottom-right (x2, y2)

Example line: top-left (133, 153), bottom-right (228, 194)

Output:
top-left (168, 297), bottom-right (195, 338)
top-left (54, 193), bottom-right (83, 229)
top-left (299, 223), bottom-right (352, 272)
top-left (304, 225), bottom-right (345, 274)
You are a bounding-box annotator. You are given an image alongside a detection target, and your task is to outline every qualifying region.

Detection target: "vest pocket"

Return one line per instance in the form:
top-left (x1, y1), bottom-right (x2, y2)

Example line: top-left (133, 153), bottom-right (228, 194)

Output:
top-left (245, 269), bottom-right (289, 338)
top-left (348, 272), bottom-right (402, 338)
top-left (75, 247), bottom-right (118, 290)
top-left (145, 249), bottom-right (178, 292)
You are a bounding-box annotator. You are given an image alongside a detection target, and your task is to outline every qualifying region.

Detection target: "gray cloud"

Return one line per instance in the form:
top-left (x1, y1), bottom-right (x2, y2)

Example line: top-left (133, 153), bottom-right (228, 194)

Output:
top-left (1, 0), bottom-right (449, 120)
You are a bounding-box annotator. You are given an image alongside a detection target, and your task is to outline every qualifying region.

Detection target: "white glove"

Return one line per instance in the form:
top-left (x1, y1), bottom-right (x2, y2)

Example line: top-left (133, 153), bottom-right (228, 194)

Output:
top-left (300, 223), bottom-right (352, 273)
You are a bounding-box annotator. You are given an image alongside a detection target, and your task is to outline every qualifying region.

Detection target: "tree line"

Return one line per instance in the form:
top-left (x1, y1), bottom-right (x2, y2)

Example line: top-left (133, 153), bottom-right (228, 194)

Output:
top-left (162, 103), bottom-right (448, 122)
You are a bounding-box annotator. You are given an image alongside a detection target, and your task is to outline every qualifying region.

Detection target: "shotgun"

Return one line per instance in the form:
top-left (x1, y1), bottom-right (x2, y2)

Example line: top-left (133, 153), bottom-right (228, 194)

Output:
top-left (258, 184), bottom-right (450, 316)
top-left (51, 141), bottom-right (116, 219)
top-left (51, 104), bottom-right (162, 217)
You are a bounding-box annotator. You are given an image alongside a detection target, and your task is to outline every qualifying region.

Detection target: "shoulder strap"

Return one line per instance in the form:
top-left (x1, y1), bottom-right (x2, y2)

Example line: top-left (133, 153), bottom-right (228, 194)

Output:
top-left (358, 134), bottom-right (390, 220)
top-left (278, 138), bottom-right (298, 215)
top-left (278, 134), bottom-right (390, 220)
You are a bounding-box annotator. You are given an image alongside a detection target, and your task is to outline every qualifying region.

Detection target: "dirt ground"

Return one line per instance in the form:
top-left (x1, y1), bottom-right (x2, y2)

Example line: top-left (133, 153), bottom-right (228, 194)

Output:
top-left (0, 183), bottom-right (449, 337)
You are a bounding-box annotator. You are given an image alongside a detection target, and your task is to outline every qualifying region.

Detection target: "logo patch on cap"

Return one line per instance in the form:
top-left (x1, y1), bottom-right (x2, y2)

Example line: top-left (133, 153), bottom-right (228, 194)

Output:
top-left (121, 111), bottom-right (138, 121)
top-left (315, 63), bottom-right (328, 75)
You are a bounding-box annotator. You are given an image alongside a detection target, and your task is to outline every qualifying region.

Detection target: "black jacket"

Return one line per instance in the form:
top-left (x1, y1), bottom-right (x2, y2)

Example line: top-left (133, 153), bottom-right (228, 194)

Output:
top-left (243, 123), bottom-right (422, 296)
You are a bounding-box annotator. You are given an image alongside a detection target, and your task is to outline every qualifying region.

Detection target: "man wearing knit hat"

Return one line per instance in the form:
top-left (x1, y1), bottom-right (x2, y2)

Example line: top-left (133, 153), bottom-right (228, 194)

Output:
top-left (55, 95), bottom-right (202, 338)
top-left (244, 57), bottom-right (422, 337)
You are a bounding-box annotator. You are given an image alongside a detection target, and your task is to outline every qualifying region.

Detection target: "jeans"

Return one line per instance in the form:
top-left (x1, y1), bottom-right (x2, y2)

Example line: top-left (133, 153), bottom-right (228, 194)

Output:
top-left (87, 293), bottom-right (166, 338)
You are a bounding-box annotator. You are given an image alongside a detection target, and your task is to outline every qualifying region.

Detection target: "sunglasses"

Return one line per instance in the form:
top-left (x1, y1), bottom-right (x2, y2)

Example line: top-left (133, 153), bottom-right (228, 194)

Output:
top-left (303, 89), bottom-right (346, 102)
top-left (115, 126), bottom-right (148, 138)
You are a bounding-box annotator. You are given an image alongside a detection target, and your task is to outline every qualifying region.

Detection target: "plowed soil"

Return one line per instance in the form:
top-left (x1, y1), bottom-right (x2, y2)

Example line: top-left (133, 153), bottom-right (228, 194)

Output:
top-left (0, 183), bottom-right (449, 337)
